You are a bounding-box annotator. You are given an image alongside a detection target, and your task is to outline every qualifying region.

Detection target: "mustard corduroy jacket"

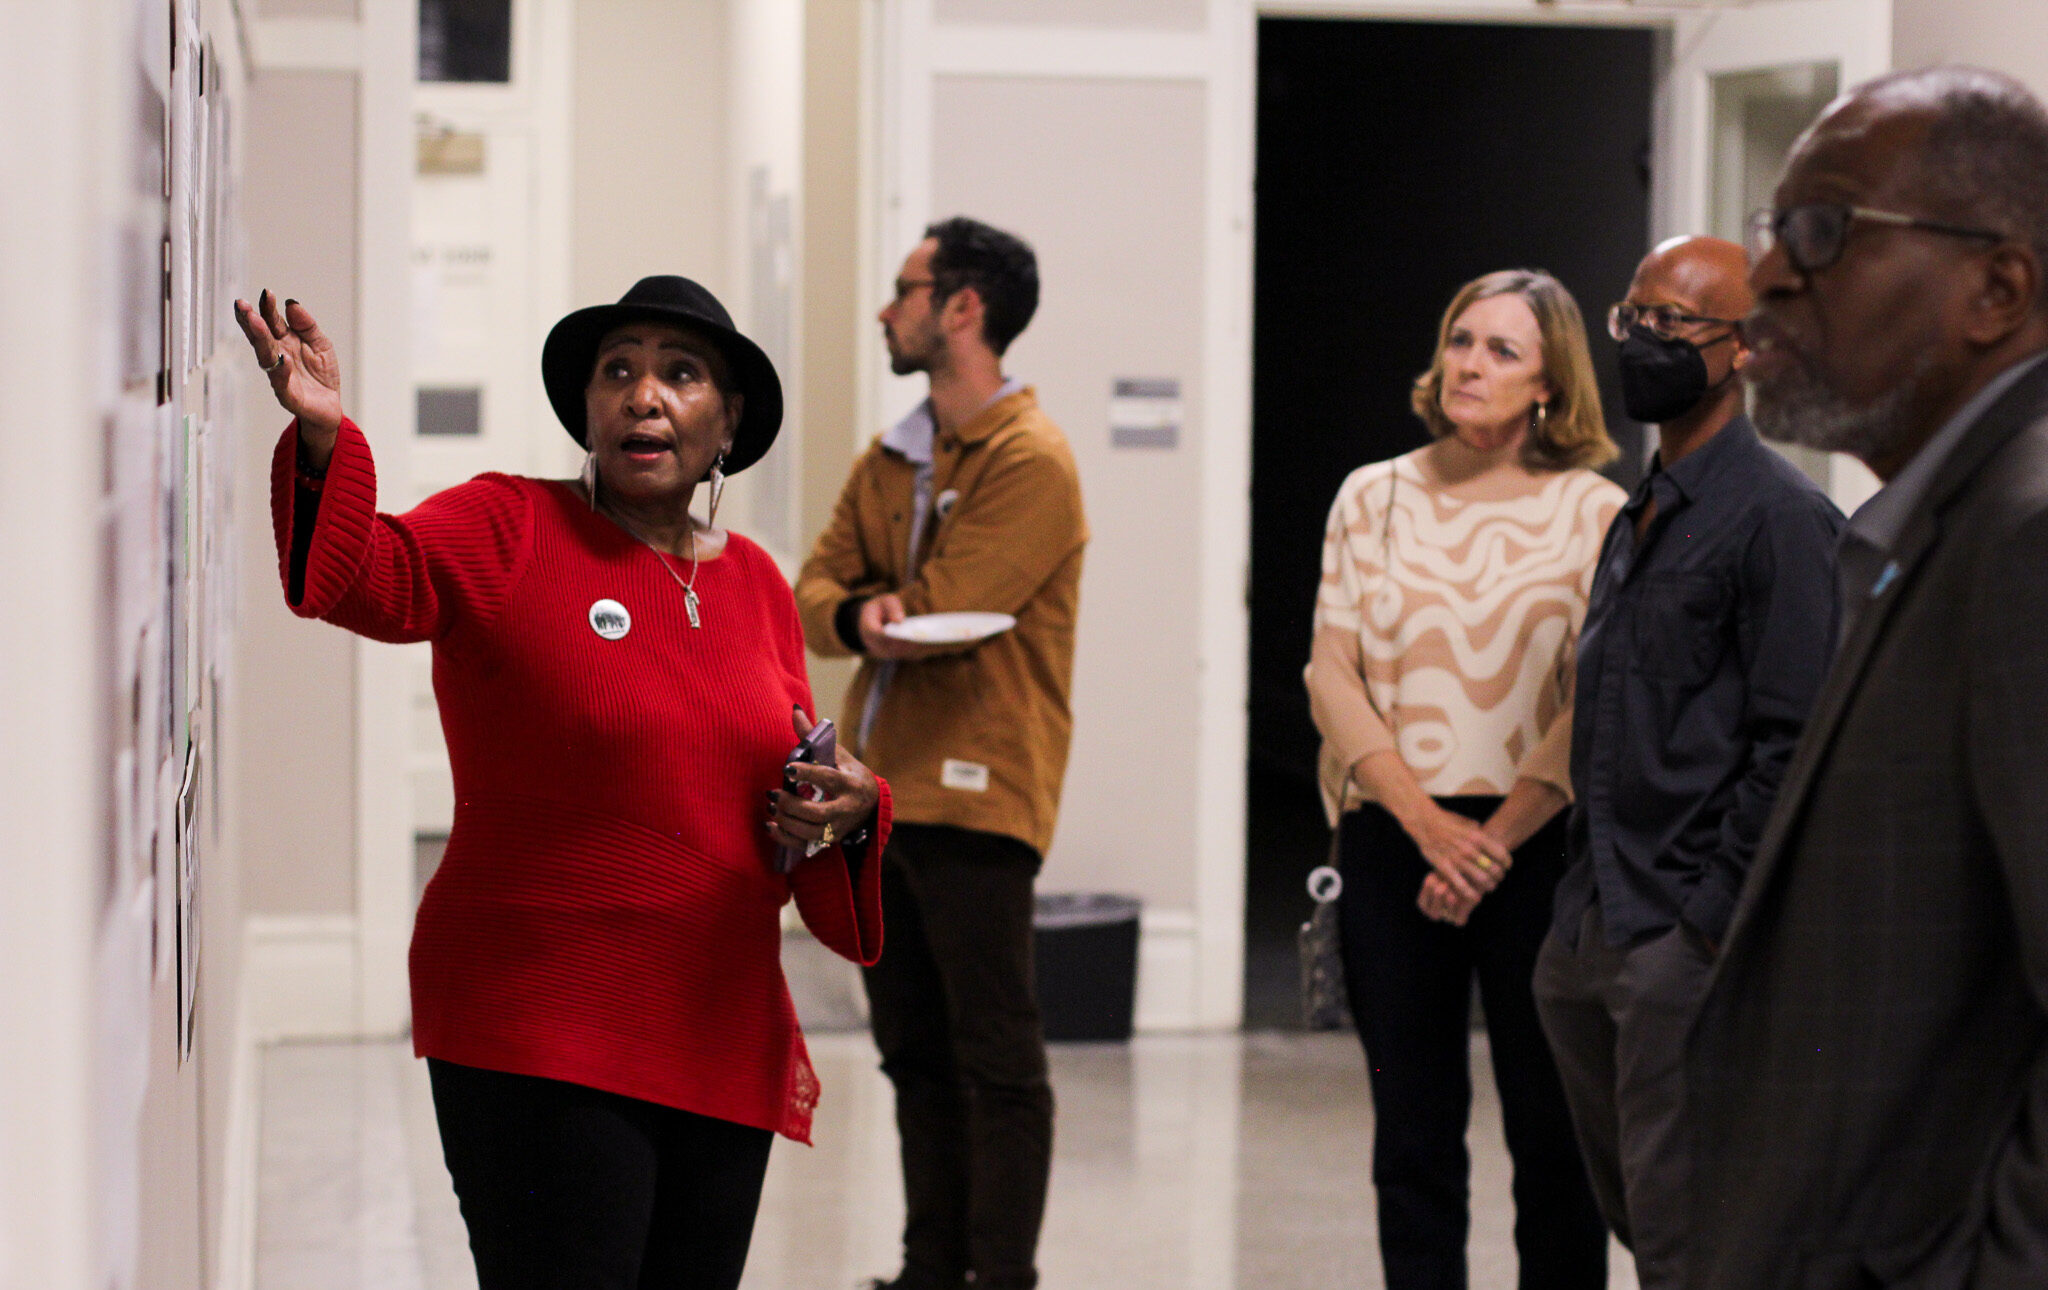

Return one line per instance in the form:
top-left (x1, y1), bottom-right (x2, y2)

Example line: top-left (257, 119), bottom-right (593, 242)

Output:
top-left (795, 387), bottom-right (1087, 856)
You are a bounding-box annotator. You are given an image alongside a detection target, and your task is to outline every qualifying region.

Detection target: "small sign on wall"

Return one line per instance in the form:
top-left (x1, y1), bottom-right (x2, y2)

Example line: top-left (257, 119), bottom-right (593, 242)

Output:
top-left (1111, 377), bottom-right (1181, 449)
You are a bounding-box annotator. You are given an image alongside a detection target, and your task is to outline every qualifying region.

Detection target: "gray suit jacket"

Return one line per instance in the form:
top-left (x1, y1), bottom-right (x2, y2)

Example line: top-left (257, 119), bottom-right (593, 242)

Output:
top-left (1686, 356), bottom-right (2048, 1290)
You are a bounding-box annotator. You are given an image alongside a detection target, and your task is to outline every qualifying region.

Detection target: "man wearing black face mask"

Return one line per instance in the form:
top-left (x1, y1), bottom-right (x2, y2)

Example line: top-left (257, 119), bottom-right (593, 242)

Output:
top-left (1530, 236), bottom-right (1842, 1290)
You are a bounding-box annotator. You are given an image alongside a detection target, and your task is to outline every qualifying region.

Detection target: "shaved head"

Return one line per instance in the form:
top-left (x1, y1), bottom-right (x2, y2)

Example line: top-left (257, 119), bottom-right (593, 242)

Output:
top-left (1616, 235), bottom-right (1754, 441)
top-left (1632, 236), bottom-right (1754, 323)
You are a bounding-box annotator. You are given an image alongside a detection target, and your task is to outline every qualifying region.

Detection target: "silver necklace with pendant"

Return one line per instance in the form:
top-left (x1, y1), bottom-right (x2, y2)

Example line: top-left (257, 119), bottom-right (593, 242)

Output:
top-left (595, 495), bottom-right (705, 628)
top-left (587, 457), bottom-right (717, 629)
top-left (640, 527), bottom-right (703, 628)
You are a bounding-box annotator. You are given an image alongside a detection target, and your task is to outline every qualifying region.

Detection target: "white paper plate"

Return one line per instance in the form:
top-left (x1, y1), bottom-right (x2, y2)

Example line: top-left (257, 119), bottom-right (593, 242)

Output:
top-left (882, 611), bottom-right (1017, 645)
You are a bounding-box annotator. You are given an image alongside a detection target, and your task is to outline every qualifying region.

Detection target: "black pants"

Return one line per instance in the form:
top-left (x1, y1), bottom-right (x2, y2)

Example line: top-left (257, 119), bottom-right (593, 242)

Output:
top-left (1338, 799), bottom-right (1608, 1290)
top-left (428, 1059), bottom-right (774, 1290)
top-left (860, 823), bottom-right (1055, 1290)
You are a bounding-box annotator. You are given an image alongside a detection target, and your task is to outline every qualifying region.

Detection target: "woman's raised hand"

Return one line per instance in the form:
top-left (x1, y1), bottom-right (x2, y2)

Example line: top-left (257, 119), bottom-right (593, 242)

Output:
top-left (234, 290), bottom-right (343, 464)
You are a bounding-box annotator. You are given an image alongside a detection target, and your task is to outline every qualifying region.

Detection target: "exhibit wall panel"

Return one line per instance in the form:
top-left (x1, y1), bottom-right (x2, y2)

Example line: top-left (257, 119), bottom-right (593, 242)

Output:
top-left (0, 0), bottom-right (263, 1285)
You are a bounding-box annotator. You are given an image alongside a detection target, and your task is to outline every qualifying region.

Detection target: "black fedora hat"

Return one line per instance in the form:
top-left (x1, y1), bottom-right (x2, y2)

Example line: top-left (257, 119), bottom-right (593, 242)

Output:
top-left (541, 275), bottom-right (783, 474)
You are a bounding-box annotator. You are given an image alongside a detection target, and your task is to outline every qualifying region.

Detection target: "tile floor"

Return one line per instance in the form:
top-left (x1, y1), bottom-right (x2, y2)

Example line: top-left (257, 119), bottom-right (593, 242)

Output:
top-left (255, 1024), bottom-right (1638, 1290)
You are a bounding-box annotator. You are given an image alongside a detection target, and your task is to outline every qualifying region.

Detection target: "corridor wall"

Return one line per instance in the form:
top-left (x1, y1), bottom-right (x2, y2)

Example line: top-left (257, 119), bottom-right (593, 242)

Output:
top-left (0, 1), bottom-right (258, 1286)
top-left (1894, 0), bottom-right (2048, 95)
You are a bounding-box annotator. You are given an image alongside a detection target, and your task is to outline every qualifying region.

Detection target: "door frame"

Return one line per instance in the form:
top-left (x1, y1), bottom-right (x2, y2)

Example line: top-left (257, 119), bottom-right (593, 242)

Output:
top-left (1657, 0), bottom-right (1893, 513)
top-left (864, 0), bottom-right (1881, 1032)
top-left (864, 0), bottom-right (1259, 1032)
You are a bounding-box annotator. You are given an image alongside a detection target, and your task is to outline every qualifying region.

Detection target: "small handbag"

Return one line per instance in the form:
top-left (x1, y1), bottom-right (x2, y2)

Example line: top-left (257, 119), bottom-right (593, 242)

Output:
top-left (1298, 838), bottom-right (1351, 1031)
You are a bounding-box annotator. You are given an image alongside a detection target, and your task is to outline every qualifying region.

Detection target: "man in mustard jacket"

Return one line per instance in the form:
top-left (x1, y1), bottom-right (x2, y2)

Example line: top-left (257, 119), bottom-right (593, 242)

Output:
top-left (796, 217), bottom-right (1087, 1290)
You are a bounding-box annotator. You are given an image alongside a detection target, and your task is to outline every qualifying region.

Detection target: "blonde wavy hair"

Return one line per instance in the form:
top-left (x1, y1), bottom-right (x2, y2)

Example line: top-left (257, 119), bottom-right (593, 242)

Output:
top-left (1410, 268), bottom-right (1618, 472)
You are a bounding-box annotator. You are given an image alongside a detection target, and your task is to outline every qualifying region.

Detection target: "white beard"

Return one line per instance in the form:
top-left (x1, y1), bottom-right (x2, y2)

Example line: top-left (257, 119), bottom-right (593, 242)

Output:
top-left (1746, 347), bottom-right (1934, 460)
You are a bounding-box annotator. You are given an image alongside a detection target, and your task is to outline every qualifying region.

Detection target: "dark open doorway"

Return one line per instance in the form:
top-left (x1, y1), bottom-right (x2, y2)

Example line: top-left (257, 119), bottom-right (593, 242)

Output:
top-left (1244, 17), bottom-right (1657, 1029)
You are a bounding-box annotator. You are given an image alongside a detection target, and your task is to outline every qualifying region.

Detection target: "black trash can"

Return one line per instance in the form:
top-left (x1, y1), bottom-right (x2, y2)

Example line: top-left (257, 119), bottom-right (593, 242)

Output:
top-left (1032, 893), bottom-right (1141, 1042)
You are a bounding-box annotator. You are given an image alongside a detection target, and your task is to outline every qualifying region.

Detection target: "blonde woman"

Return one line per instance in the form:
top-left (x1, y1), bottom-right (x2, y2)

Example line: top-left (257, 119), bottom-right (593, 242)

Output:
top-left (1306, 269), bottom-right (1625, 1289)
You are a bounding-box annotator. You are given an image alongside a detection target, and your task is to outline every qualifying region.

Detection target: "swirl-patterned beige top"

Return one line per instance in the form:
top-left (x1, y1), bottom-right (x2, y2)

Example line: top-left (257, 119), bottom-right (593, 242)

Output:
top-left (1307, 449), bottom-right (1626, 821)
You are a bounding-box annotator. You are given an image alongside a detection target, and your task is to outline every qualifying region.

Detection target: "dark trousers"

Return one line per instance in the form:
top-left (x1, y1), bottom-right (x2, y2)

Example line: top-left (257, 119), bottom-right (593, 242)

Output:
top-left (427, 1059), bottom-right (773, 1290)
top-left (1338, 799), bottom-right (1608, 1290)
top-left (1533, 904), bottom-right (1716, 1290)
top-left (860, 822), bottom-right (1055, 1290)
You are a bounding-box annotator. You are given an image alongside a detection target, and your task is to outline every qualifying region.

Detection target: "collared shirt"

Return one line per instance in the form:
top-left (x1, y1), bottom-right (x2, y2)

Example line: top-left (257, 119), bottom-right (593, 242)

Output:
top-left (794, 386), bottom-right (1089, 856)
top-left (857, 377), bottom-right (1029, 744)
top-left (1836, 352), bottom-right (2048, 645)
top-left (1553, 417), bottom-right (1844, 948)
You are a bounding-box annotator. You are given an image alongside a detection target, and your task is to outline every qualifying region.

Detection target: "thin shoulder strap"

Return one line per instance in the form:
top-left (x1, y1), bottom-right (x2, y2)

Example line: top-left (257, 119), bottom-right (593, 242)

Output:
top-left (1381, 458), bottom-right (1400, 569)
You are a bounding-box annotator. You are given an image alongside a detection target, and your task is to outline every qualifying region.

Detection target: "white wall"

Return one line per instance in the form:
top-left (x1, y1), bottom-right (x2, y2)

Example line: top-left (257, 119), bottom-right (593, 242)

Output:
top-left (723, 0), bottom-right (808, 561)
top-left (0, 8), bottom-right (110, 1285)
top-left (801, 0), bottom-right (869, 722)
top-left (571, 0), bottom-right (729, 306)
top-left (928, 76), bottom-right (1209, 914)
top-left (238, 70), bottom-right (361, 919)
top-left (1894, 0), bottom-right (2048, 91)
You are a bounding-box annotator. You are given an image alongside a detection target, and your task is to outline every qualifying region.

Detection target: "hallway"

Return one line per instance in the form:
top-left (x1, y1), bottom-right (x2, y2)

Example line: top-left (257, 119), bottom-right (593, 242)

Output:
top-left (255, 1031), bottom-right (1638, 1290)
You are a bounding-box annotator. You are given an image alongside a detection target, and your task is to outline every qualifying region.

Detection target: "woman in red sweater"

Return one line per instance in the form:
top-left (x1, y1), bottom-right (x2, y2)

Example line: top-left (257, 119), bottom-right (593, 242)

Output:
top-left (235, 277), bottom-right (888, 1290)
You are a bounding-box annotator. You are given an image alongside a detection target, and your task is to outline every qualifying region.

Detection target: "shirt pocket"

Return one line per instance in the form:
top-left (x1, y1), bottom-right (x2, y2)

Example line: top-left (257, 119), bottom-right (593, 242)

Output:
top-left (1628, 572), bottom-right (1730, 687)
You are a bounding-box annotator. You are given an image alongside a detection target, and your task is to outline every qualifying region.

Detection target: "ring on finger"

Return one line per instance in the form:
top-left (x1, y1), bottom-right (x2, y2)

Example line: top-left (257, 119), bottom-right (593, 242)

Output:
top-left (263, 352), bottom-right (287, 374)
top-left (821, 822), bottom-right (836, 847)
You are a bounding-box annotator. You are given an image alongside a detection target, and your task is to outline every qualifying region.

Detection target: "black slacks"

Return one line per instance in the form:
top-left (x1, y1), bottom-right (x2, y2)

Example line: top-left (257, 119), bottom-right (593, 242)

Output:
top-left (427, 1059), bottom-right (774, 1290)
top-left (860, 822), bottom-right (1055, 1290)
top-left (1338, 799), bottom-right (1608, 1290)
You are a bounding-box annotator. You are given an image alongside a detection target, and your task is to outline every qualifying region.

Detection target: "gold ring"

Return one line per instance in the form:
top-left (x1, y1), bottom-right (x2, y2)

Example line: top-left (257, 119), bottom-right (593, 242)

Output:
top-left (821, 822), bottom-right (836, 847)
top-left (1477, 856), bottom-right (1494, 871)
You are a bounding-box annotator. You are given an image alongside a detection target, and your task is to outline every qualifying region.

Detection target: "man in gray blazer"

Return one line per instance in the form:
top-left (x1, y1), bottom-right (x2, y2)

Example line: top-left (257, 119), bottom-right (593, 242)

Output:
top-left (1686, 66), bottom-right (2048, 1288)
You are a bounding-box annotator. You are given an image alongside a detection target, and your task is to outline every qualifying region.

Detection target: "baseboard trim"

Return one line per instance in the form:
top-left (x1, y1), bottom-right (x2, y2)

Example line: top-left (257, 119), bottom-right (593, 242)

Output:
top-left (1135, 909), bottom-right (1201, 1033)
top-left (213, 929), bottom-right (262, 1290)
top-left (244, 914), bottom-right (360, 1042)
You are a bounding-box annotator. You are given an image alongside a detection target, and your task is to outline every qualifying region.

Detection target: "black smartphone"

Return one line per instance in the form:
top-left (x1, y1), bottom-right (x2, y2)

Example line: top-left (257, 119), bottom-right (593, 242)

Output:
top-left (776, 719), bottom-right (837, 873)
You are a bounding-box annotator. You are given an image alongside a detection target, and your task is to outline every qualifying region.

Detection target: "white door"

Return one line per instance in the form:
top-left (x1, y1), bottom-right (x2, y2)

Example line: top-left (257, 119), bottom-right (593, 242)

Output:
top-left (871, 3), bottom-right (1252, 1040)
top-left (1659, 0), bottom-right (1893, 513)
top-left (407, 0), bottom-right (572, 838)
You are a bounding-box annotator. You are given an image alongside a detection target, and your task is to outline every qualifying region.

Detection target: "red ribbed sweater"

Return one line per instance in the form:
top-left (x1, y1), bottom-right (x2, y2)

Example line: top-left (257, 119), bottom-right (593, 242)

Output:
top-left (271, 421), bottom-right (886, 1143)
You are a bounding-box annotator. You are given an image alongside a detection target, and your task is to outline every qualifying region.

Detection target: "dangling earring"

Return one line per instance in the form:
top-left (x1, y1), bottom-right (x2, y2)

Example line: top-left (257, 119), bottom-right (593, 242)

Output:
top-left (1533, 402), bottom-right (1550, 434)
top-left (706, 451), bottom-right (727, 529)
top-left (581, 450), bottom-right (599, 510)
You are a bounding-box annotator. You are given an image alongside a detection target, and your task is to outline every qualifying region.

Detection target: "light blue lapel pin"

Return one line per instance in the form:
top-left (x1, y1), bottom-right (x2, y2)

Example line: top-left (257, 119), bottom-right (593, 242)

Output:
top-left (1870, 560), bottom-right (1901, 598)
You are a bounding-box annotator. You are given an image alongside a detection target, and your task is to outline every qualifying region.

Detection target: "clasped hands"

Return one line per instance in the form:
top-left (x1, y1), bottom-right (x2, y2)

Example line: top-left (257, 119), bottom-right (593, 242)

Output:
top-left (1406, 803), bottom-right (1512, 927)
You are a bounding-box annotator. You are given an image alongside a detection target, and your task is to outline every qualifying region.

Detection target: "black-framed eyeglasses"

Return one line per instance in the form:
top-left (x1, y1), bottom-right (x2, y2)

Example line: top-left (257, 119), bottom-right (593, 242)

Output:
top-left (1606, 301), bottom-right (1743, 343)
top-left (1747, 203), bottom-right (2006, 275)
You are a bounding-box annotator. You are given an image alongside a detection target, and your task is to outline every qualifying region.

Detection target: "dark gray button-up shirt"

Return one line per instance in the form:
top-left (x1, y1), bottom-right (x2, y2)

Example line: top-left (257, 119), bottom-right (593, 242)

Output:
top-left (1553, 418), bottom-right (1844, 948)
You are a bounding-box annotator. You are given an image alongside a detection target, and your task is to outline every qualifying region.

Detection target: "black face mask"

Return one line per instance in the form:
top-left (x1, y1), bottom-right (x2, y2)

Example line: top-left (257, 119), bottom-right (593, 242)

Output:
top-left (1618, 326), bottom-right (1726, 424)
